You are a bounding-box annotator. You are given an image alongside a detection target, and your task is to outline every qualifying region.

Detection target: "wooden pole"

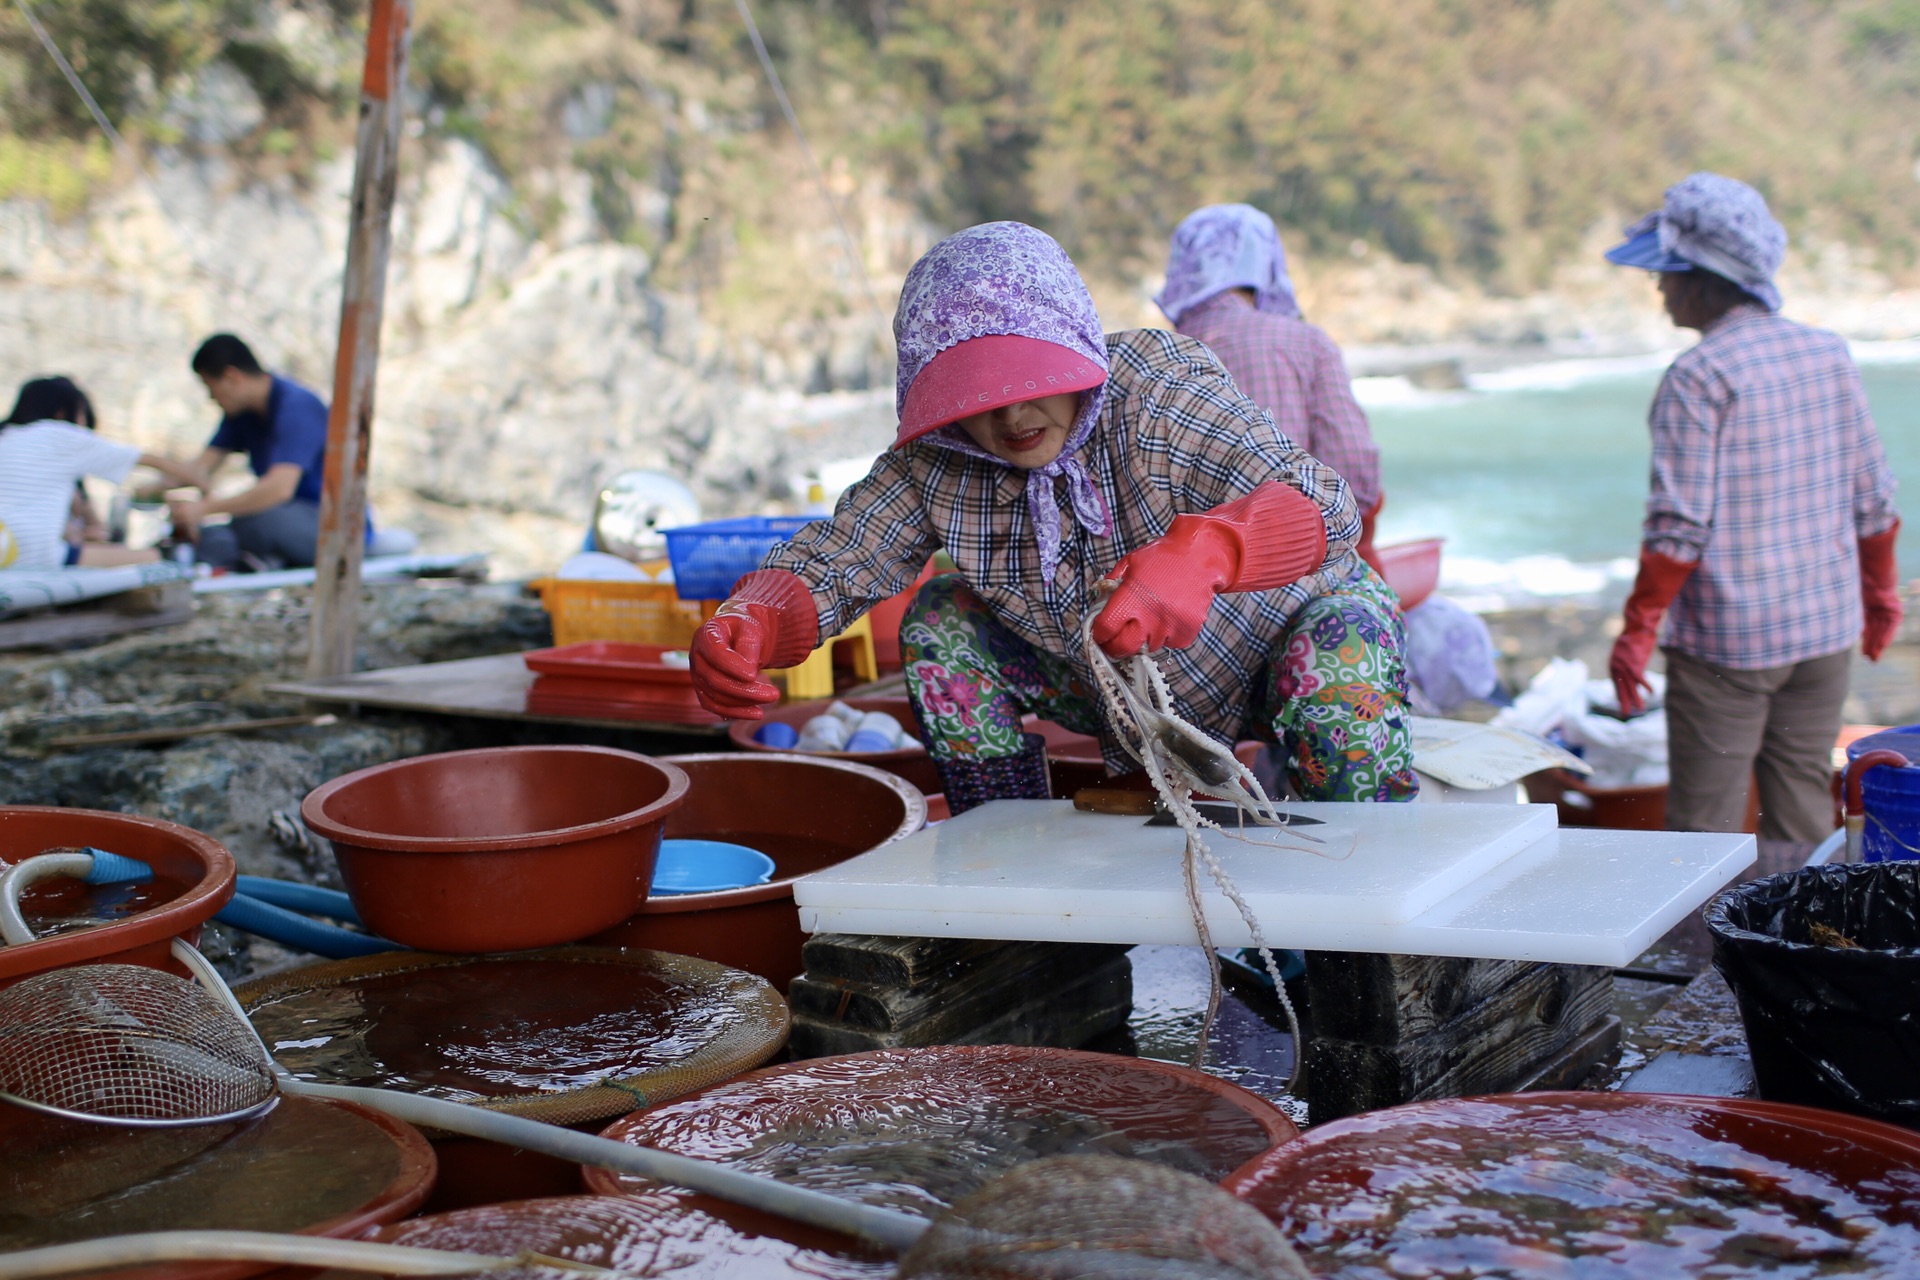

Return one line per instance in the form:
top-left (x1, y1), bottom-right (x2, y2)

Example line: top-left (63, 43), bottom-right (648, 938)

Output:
top-left (309, 0), bottom-right (411, 679)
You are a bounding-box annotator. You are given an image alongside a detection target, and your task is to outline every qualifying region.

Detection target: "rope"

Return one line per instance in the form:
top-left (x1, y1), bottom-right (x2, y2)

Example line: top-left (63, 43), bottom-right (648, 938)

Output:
top-left (1079, 598), bottom-right (1306, 1091)
top-left (732, 0), bottom-right (891, 336)
top-left (11, 0), bottom-right (266, 313)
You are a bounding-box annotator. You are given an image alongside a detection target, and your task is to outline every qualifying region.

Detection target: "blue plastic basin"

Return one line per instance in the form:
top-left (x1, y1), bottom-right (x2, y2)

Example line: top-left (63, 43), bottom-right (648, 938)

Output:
top-left (651, 839), bottom-right (777, 895)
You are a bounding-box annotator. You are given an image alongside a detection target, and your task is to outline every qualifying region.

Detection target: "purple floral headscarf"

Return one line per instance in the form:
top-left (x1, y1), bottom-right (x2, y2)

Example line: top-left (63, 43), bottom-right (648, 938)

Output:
top-left (894, 221), bottom-right (1112, 579)
top-left (1625, 172), bottom-right (1787, 312)
top-left (1155, 204), bottom-right (1301, 325)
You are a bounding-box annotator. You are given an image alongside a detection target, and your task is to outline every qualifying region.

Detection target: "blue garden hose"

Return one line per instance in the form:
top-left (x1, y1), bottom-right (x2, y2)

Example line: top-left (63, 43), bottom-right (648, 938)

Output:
top-left (67, 847), bottom-right (398, 959)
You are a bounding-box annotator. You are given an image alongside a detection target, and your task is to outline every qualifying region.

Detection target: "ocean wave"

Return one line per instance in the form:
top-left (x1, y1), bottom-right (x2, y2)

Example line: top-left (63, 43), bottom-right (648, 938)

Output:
top-left (1440, 554), bottom-right (1636, 605)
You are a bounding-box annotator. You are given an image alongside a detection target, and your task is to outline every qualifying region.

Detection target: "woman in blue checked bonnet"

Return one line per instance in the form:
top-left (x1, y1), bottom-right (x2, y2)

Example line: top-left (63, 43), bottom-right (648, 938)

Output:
top-left (689, 221), bottom-right (1418, 812)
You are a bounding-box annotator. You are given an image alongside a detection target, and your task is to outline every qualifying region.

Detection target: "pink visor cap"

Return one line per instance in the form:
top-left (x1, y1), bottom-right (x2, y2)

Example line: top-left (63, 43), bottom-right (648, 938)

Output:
top-left (894, 334), bottom-right (1108, 449)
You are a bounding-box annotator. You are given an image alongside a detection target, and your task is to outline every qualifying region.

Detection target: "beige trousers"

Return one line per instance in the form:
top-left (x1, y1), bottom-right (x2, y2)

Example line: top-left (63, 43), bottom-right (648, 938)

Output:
top-left (1662, 646), bottom-right (1850, 843)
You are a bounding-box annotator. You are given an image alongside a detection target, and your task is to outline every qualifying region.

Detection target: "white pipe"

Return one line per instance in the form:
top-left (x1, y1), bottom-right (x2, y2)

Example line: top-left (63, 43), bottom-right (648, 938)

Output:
top-left (286, 1078), bottom-right (927, 1252)
top-left (0, 852), bottom-right (95, 946)
top-left (0, 1231), bottom-right (595, 1279)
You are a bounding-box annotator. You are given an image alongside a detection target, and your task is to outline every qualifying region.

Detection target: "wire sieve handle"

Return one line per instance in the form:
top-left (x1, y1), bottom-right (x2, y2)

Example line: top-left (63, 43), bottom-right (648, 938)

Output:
top-left (0, 1230), bottom-right (603, 1279)
top-left (285, 1079), bottom-right (930, 1253)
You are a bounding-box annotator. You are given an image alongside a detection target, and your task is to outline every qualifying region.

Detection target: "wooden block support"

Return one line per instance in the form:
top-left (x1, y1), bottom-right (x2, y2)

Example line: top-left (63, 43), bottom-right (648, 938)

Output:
top-left (1300, 950), bottom-right (1618, 1124)
top-left (789, 933), bottom-right (1132, 1059)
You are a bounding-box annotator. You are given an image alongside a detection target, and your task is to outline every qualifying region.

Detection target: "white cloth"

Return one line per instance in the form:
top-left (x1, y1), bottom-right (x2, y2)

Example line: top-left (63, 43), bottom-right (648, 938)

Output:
top-left (0, 421), bottom-right (141, 570)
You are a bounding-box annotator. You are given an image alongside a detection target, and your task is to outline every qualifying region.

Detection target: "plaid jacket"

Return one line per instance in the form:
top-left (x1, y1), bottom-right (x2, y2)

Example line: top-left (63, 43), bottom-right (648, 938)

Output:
top-left (1177, 292), bottom-right (1383, 510)
top-left (764, 328), bottom-right (1363, 742)
top-left (1646, 305), bottom-right (1899, 669)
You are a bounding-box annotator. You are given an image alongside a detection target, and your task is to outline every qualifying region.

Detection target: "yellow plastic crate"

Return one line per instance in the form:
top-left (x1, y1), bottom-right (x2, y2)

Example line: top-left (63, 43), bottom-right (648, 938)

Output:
top-left (532, 577), bottom-right (716, 648)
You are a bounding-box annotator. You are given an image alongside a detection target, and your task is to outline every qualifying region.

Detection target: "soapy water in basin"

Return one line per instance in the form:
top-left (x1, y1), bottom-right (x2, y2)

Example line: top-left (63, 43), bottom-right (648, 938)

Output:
top-left (12, 872), bottom-right (187, 940)
top-left (0, 1094), bottom-right (402, 1248)
top-left (374, 1195), bottom-right (892, 1280)
top-left (247, 958), bottom-right (749, 1102)
top-left (1245, 1097), bottom-right (1920, 1278)
top-left (596, 1049), bottom-right (1278, 1220)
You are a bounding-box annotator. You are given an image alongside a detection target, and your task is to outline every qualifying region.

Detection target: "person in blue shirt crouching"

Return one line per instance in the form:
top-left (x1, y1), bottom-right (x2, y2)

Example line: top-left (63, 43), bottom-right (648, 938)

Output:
top-left (170, 333), bottom-right (342, 571)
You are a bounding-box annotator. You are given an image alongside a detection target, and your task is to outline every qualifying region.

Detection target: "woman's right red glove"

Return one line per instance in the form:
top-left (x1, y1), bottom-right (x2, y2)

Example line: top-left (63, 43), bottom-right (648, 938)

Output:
top-left (690, 569), bottom-right (819, 719)
top-left (1609, 549), bottom-right (1695, 716)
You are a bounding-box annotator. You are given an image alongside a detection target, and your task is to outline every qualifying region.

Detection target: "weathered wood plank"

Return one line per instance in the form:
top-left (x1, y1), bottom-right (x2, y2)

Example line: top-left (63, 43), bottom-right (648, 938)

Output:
top-left (1303, 951), bottom-right (1601, 1045)
top-left (0, 600), bottom-right (193, 651)
top-left (1304, 962), bottom-right (1616, 1123)
top-left (790, 941), bottom-right (1128, 1034)
top-left (789, 954), bottom-right (1133, 1058)
top-left (798, 933), bottom-right (1099, 991)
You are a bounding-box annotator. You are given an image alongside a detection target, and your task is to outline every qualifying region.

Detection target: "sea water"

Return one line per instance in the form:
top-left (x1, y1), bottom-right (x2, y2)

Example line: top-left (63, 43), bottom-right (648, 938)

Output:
top-left (1365, 353), bottom-right (1920, 601)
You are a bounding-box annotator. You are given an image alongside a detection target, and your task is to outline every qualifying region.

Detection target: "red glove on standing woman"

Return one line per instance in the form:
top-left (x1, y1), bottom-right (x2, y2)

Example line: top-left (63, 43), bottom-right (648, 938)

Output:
top-left (689, 569), bottom-right (820, 718)
top-left (1860, 521), bottom-right (1903, 661)
top-left (1608, 549), bottom-right (1696, 716)
top-left (1091, 481), bottom-right (1329, 657)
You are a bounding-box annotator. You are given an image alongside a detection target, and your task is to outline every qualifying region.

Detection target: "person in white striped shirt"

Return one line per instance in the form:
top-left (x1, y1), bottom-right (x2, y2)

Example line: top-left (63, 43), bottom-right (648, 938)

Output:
top-left (0, 377), bottom-right (204, 571)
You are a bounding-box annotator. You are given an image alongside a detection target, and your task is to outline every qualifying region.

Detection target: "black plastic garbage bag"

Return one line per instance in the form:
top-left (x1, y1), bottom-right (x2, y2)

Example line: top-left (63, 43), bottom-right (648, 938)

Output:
top-left (1707, 863), bottom-right (1920, 1128)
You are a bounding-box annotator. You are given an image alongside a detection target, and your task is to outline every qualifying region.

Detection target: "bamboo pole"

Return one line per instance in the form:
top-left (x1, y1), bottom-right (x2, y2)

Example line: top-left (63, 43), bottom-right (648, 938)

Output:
top-left (309, 0), bottom-right (411, 679)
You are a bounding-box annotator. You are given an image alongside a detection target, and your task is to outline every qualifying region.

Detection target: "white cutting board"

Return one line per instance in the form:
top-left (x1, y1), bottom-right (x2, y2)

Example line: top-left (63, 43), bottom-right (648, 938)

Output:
top-left (796, 799), bottom-right (1556, 928)
top-left (796, 817), bottom-right (1755, 967)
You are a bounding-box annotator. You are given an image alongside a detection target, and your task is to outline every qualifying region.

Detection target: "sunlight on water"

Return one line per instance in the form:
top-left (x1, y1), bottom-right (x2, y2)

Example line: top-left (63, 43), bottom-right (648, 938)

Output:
top-left (1369, 360), bottom-right (1920, 588)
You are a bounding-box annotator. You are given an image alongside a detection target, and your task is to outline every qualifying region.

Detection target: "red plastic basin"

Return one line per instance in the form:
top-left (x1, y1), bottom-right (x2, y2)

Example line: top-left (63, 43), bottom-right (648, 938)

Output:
top-left (0, 1095), bottom-right (434, 1280)
top-left (590, 753), bottom-right (925, 988)
top-left (585, 1045), bottom-right (1299, 1213)
top-left (0, 806), bottom-right (234, 991)
top-left (301, 745), bottom-right (688, 953)
top-left (1377, 537), bottom-right (1443, 611)
top-left (1226, 1091), bottom-right (1920, 1275)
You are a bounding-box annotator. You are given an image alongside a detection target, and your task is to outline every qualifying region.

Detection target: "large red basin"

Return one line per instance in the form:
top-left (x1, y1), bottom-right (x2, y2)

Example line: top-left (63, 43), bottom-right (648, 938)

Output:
top-left (590, 753), bottom-right (925, 988)
top-left (302, 745), bottom-right (688, 952)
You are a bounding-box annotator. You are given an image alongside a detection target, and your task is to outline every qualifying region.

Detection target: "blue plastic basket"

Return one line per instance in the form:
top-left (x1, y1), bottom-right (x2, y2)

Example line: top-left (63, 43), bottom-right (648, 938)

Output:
top-left (661, 516), bottom-right (821, 601)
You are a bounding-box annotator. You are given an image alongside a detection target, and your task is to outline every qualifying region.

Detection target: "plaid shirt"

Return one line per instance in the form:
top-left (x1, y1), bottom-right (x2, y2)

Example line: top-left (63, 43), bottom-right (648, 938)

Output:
top-left (1647, 304), bottom-right (1899, 669)
top-left (1176, 292), bottom-right (1383, 509)
top-left (765, 328), bottom-right (1363, 746)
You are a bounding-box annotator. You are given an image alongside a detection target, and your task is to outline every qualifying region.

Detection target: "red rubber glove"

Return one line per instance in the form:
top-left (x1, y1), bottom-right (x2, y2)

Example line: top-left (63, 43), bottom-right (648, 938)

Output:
top-left (1357, 497), bottom-right (1385, 576)
top-left (689, 569), bottom-right (820, 719)
top-left (1861, 520), bottom-right (1902, 662)
top-left (1091, 482), bottom-right (1328, 657)
top-left (1609, 549), bottom-right (1695, 716)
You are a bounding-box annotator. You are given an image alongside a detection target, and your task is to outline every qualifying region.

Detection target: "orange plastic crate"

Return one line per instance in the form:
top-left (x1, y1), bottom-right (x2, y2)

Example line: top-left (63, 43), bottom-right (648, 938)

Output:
top-left (531, 578), bottom-right (716, 648)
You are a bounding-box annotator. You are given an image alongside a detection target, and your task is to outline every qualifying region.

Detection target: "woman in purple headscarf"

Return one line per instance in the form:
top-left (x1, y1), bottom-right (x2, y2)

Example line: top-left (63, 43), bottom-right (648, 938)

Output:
top-left (691, 222), bottom-right (1417, 809)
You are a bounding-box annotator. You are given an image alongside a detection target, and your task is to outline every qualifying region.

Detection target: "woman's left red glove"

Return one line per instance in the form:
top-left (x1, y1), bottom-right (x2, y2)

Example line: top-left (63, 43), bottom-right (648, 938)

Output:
top-left (690, 570), bottom-right (820, 719)
top-left (1091, 482), bottom-right (1328, 657)
top-left (1861, 521), bottom-right (1903, 662)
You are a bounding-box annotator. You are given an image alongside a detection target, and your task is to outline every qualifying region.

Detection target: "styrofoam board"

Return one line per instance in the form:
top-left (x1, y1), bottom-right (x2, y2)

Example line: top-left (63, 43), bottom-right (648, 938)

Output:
top-left (796, 827), bottom-right (1755, 967)
top-left (794, 799), bottom-right (1557, 927)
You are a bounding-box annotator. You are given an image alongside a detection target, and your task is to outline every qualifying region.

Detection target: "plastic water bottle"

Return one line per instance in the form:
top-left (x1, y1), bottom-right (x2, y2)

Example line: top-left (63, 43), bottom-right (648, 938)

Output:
top-left (754, 721), bottom-right (799, 749)
top-left (856, 712), bottom-right (904, 747)
top-left (824, 701), bottom-right (865, 731)
top-left (797, 715), bottom-right (849, 752)
top-left (845, 729), bottom-right (895, 752)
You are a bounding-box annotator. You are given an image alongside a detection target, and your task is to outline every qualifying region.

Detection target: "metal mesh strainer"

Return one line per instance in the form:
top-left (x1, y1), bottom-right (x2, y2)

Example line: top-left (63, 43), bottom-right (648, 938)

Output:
top-left (0, 964), bottom-right (277, 1126)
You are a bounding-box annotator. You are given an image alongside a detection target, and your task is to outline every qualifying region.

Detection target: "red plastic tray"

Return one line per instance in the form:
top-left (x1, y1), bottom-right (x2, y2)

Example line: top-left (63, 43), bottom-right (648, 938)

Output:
top-left (522, 641), bottom-right (694, 685)
top-left (527, 677), bottom-right (722, 725)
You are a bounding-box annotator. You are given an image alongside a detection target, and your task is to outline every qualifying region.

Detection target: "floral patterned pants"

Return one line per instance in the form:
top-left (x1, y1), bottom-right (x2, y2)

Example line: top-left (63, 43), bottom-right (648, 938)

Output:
top-left (900, 572), bottom-right (1419, 802)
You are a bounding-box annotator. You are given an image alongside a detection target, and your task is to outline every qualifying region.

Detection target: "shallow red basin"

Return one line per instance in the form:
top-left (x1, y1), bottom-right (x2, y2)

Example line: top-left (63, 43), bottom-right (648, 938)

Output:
top-left (302, 745), bottom-right (688, 952)
top-left (0, 806), bottom-right (234, 990)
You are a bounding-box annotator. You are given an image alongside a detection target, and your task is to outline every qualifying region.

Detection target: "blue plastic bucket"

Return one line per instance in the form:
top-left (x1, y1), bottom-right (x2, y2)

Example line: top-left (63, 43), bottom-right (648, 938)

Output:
top-left (650, 839), bottom-right (777, 895)
top-left (1846, 727), bottom-right (1920, 862)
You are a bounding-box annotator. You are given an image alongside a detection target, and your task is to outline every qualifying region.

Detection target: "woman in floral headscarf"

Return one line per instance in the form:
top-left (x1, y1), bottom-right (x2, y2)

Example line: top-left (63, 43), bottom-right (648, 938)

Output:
top-left (691, 222), bottom-right (1417, 810)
